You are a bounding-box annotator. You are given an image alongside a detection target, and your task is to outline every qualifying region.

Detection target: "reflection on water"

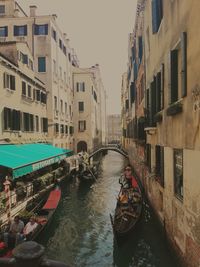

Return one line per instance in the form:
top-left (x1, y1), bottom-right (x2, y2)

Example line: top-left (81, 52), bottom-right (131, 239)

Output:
top-left (38, 152), bottom-right (179, 267)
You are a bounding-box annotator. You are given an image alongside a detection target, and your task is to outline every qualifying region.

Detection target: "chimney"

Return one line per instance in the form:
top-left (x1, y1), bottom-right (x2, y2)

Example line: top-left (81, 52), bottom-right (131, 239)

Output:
top-left (30, 5), bottom-right (37, 17)
top-left (14, 9), bottom-right (20, 17)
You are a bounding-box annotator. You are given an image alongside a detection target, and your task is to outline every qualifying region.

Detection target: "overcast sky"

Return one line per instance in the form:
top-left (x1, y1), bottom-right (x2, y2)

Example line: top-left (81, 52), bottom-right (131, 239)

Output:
top-left (18, 0), bottom-right (137, 114)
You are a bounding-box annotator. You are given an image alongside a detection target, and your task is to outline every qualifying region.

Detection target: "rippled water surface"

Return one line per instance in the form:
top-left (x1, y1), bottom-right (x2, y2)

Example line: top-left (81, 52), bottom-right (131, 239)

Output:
top-left (39, 152), bottom-right (179, 267)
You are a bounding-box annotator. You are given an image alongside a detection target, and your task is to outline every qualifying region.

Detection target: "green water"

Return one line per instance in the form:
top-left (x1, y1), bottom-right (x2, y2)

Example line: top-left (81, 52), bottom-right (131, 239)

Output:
top-left (38, 152), bottom-right (180, 267)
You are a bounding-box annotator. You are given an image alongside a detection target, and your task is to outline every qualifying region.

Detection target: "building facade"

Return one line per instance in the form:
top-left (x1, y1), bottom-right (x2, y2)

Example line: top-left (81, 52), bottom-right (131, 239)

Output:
top-left (73, 65), bottom-right (107, 153)
top-left (0, 0), bottom-right (78, 149)
top-left (0, 41), bottom-right (48, 143)
top-left (107, 114), bottom-right (121, 144)
top-left (122, 0), bottom-right (200, 266)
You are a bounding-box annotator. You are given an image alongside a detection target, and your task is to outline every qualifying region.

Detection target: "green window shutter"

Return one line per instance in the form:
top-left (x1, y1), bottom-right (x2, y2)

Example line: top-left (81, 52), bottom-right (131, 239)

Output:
top-left (170, 50), bottom-right (178, 104)
top-left (181, 32), bottom-right (187, 97)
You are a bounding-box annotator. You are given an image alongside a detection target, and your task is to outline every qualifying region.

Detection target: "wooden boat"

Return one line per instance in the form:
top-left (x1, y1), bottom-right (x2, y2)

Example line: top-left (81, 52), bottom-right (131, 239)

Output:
top-left (78, 165), bottom-right (97, 181)
top-left (0, 186), bottom-right (61, 257)
top-left (110, 177), bottom-right (142, 238)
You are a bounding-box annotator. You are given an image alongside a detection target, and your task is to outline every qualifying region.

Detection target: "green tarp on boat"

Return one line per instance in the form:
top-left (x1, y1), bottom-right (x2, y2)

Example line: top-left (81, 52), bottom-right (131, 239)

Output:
top-left (0, 143), bottom-right (73, 179)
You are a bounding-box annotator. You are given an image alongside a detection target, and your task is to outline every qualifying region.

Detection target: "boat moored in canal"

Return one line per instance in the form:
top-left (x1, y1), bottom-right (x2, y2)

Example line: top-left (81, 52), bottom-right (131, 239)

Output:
top-left (0, 186), bottom-right (61, 258)
top-left (110, 176), bottom-right (142, 238)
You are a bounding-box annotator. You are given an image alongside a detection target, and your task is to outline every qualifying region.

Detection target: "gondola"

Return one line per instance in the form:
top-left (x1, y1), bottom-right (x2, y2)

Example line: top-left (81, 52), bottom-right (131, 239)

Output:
top-left (78, 165), bottom-right (97, 181)
top-left (110, 177), bottom-right (142, 238)
top-left (0, 186), bottom-right (61, 257)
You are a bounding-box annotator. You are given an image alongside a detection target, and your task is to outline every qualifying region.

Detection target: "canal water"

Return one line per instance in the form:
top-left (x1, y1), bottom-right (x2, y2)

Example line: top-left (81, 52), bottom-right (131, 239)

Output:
top-left (38, 152), bottom-right (179, 267)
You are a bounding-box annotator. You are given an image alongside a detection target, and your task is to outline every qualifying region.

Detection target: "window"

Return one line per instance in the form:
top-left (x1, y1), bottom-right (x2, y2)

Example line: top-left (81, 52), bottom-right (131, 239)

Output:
top-left (3, 73), bottom-right (15, 91)
top-left (63, 45), bottom-right (66, 55)
top-left (35, 116), bottom-right (39, 132)
top-left (20, 52), bottom-right (28, 64)
top-left (54, 96), bottom-right (58, 110)
top-left (59, 39), bottom-right (62, 49)
top-left (29, 59), bottom-right (33, 70)
top-left (14, 25), bottom-right (27, 36)
top-left (0, 5), bottom-right (5, 14)
top-left (38, 57), bottom-right (46, 72)
top-left (28, 85), bottom-right (31, 98)
top-left (152, 0), bottom-right (163, 34)
top-left (146, 144), bottom-right (151, 171)
top-left (60, 100), bottom-right (63, 113)
top-left (149, 77), bottom-right (156, 126)
top-left (60, 124), bottom-right (64, 134)
top-left (52, 28), bottom-right (57, 41)
top-left (65, 102), bottom-right (67, 115)
top-left (78, 102), bottom-right (84, 112)
top-left (68, 53), bottom-right (71, 62)
top-left (22, 81), bottom-right (26, 96)
top-left (34, 24), bottom-right (48, 35)
top-left (174, 149), bottom-right (183, 200)
top-left (0, 26), bottom-right (8, 37)
top-left (23, 113), bottom-right (34, 132)
top-left (4, 107), bottom-right (21, 131)
top-left (41, 92), bottom-right (47, 104)
top-left (93, 91), bottom-right (97, 102)
top-left (53, 59), bottom-right (57, 74)
top-left (55, 123), bottom-right (59, 133)
top-left (41, 118), bottom-right (48, 133)
top-left (155, 145), bottom-right (164, 187)
top-left (64, 72), bottom-right (67, 83)
top-left (78, 120), bottom-right (86, 132)
top-left (69, 126), bottom-right (74, 135)
top-left (65, 125), bottom-right (68, 135)
top-left (138, 36), bottom-right (143, 64)
top-left (76, 82), bottom-right (85, 92)
top-left (169, 32), bottom-right (187, 104)
top-left (36, 90), bottom-right (40, 101)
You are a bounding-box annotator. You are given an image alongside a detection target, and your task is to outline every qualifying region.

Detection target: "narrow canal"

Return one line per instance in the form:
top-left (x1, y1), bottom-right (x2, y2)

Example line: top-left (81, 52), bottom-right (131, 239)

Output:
top-left (38, 152), bottom-right (179, 267)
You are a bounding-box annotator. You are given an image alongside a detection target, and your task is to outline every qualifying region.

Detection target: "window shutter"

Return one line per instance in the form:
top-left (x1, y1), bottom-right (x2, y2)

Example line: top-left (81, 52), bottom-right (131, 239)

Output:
top-left (156, 72), bottom-right (161, 112)
top-left (83, 82), bottom-right (85, 91)
top-left (34, 24), bottom-right (38, 35)
top-left (76, 83), bottom-right (79, 92)
top-left (84, 121), bottom-right (86, 130)
top-left (45, 24), bottom-right (48, 35)
top-left (150, 78), bottom-right (156, 126)
top-left (160, 146), bottom-right (164, 187)
top-left (157, 0), bottom-right (163, 24)
top-left (3, 72), bottom-right (6, 88)
top-left (5, 26), bottom-right (8, 37)
top-left (4, 107), bottom-right (8, 130)
top-left (152, 0), bottom-right (158, 33)
top-left (8, 108), bottom-right (12, 130)
top-left (181, 32), bottom-right (187, 97)
top-left (14, 26), bottom-right (18, 36)
top-left (170, 50), bottom-right (178, 103)
top-left (161, 63), bottom-right (165, 109)
top-left (24, 25), bottom-right (27, 36)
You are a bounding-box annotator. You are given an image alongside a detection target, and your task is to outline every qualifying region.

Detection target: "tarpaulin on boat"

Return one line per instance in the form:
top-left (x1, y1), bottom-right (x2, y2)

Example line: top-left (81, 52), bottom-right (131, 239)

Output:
top-left (0, 143), bottom-right (73, 179)
top-left (42, 188), bottom-right (61, 210)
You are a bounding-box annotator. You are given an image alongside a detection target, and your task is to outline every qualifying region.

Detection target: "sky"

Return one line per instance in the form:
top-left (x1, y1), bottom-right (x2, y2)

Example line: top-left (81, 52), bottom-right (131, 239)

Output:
top-left (18, 0), bottom-right (137, 115)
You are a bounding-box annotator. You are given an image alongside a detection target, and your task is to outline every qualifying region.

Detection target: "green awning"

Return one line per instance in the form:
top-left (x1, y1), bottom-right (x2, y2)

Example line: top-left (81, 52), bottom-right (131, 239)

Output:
top-left (0, 143), bottom-right (73, 179)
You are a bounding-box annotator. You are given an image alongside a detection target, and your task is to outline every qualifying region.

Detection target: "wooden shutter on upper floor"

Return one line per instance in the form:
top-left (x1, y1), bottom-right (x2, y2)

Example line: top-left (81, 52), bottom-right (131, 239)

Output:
top-left (181, 32), bottom-right (187, 97)
top-left (161, 63), bottom-right (165, 109)
top-left (156, 72), bottom-right (161, 113)
top-left (170, 50), bottom-right (178, 104)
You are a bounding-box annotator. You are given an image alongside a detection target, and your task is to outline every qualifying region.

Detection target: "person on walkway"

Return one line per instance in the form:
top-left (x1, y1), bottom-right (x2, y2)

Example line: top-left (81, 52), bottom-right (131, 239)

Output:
top-left (23, 217), bottom-right (38, 240)
top-left (3, 215), bottom-right (24, 247)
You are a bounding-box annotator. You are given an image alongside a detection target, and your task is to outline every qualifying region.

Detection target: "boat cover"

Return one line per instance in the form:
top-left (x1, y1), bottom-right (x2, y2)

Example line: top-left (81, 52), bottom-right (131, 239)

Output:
top-left (42, 189), bottom-right (61, 210)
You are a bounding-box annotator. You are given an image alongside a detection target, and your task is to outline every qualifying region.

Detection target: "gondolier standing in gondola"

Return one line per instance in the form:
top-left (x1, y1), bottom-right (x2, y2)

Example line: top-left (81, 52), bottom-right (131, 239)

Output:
top-left (119, 165), bottom-right (140, 191)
